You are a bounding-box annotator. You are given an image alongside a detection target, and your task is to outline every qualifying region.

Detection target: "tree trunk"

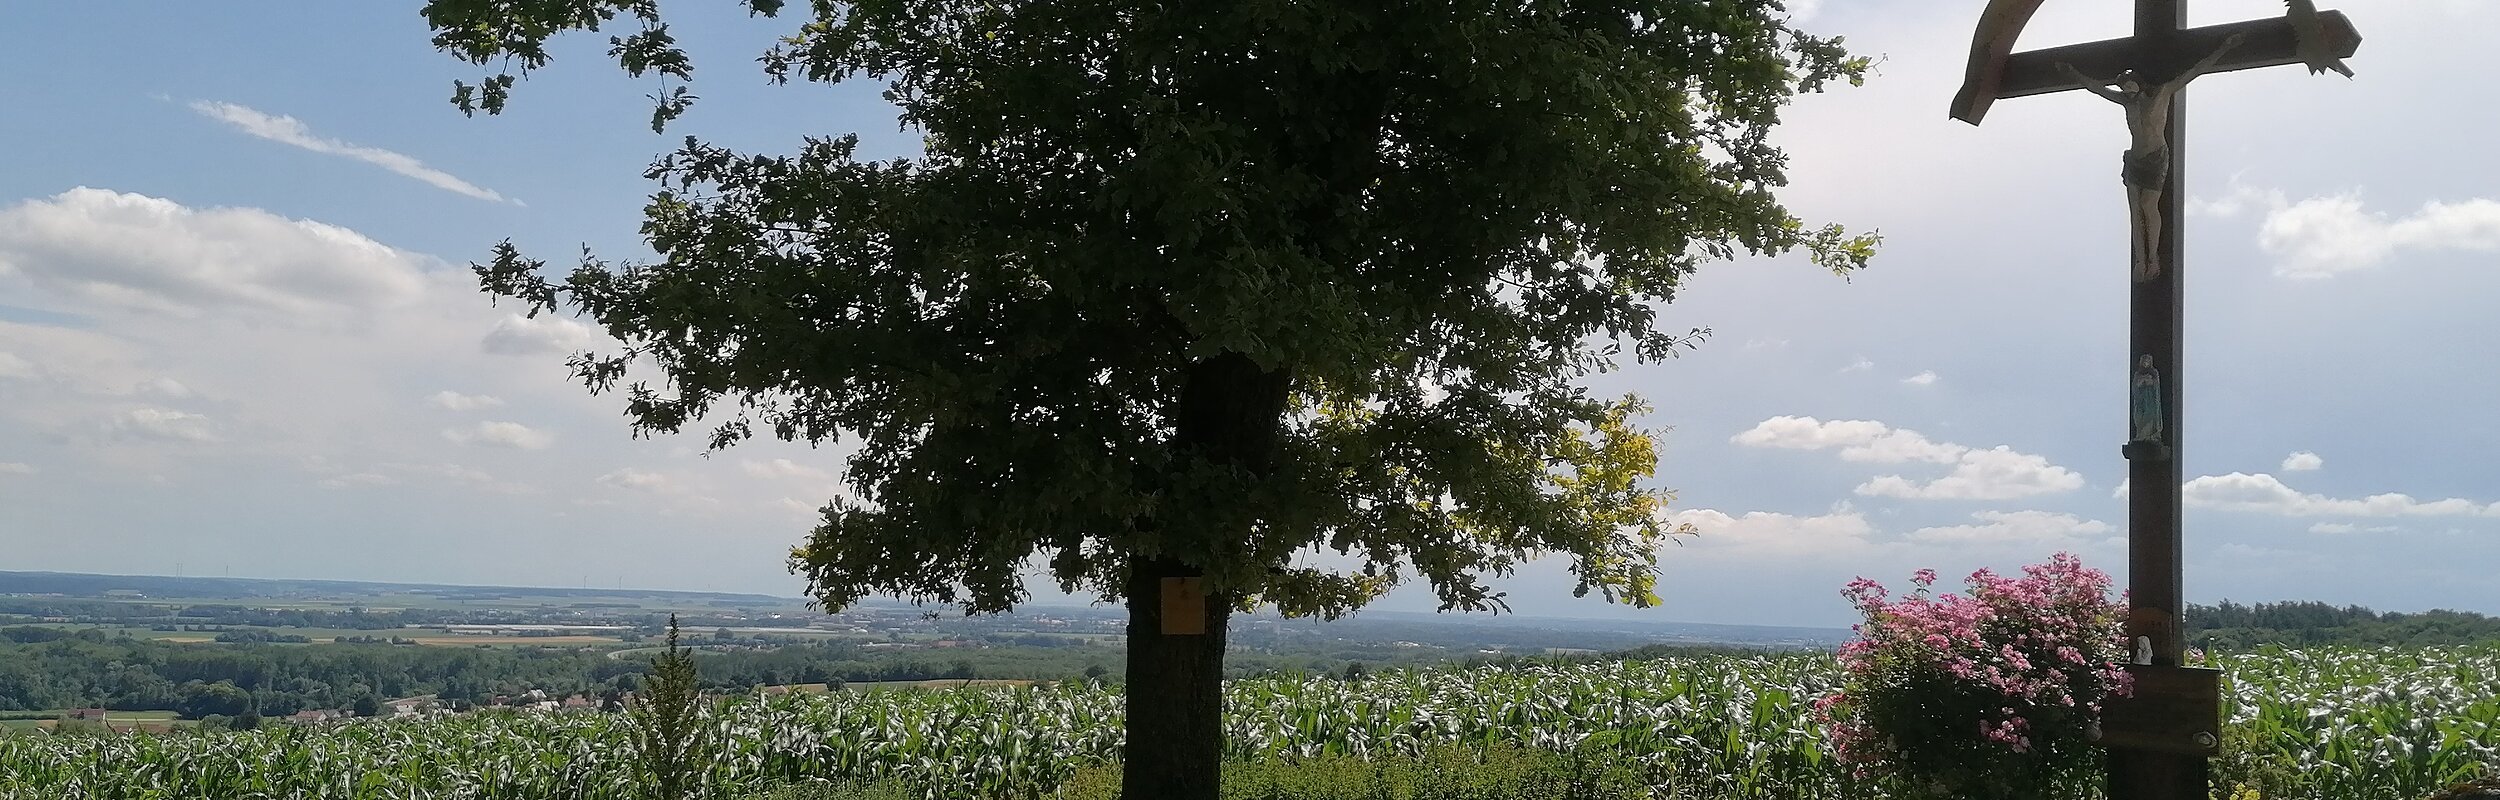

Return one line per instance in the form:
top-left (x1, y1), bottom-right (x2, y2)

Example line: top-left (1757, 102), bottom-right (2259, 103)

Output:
top-left (1122, 557), bottom-right (1232, 800)
top-left (1120, 351), bottom-right (1290, 800)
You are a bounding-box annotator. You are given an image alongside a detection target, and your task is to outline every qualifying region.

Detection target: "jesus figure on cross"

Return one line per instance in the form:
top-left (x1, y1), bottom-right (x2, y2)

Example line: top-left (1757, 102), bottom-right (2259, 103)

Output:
top-left (2056, 32), bottom-right (2245, 283)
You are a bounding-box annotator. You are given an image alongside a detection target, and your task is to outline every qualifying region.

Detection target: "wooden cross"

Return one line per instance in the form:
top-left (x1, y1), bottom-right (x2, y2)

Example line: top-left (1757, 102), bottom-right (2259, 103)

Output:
top-left (1948, 2), bottom-right (2359, 798)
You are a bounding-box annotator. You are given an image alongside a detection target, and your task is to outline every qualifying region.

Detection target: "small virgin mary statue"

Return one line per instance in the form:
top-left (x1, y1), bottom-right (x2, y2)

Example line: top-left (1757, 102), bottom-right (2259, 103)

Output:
top-left (2130, 355), bottom-right (2163, 444)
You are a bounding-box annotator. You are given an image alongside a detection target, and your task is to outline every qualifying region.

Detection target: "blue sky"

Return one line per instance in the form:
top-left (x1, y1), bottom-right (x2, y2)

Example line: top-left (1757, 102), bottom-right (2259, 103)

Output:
top-left (2, 1), bottom-right (2494, 628)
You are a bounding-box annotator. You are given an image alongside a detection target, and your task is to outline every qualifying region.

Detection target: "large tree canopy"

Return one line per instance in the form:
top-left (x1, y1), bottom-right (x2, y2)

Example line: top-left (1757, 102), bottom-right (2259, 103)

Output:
top-left (428, 0), bottom-right (1868, 614)
top-left (421, 1), bottom-right (1869, 795)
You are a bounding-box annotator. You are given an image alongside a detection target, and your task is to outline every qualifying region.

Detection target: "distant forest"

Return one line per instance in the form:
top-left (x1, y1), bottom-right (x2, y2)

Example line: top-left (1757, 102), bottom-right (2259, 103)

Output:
top-left (2186, 600), bottom-right (2500, 651)
top-left (0, 628), bottom-right (1103, 720)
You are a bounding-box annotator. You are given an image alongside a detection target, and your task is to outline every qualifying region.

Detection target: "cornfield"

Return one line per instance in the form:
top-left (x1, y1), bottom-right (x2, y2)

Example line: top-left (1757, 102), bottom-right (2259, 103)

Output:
top-left (0, 648), bottom-right (2492, 799)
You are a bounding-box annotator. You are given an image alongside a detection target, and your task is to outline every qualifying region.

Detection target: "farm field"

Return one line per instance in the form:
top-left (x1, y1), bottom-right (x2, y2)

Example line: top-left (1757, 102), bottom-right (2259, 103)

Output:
top-left (762, 679), bottom-right (1042, 694)
top-left (0, 710), bottom-right (189, 734)
top-left (18, 622), bottom-right (642, 648)
top-left (3, 647), bottom-right (2495, 800)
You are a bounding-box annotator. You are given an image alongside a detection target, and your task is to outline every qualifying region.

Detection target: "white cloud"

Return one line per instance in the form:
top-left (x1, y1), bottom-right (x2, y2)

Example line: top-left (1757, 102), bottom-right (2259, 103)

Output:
top-left (111, 407), bottom-right (219, 443)
top-left (596, 467), bottom-right (724, 512)
top-left (0, 351), bottom-right (32, 379)
top-left (0, 462), bottom-right (33, 475)
top-left (1663, 508), bottom-right (1875, 557)
top-left (2309, 522), bottom-right (2397, 535)
top-left (1735, 417), bottom-right (2082, 501)
top-left (428, 390), bottom-right (505, 411)
top-left (443, 421), bottom-right (554, 450)
top-left (2182, 471), bottom-right (2500, 518)
top-left (598, 468), bottom-right (672, 491)
top-left (1907, 510), bottom-right (2115, 547)
top-left (0, 188), bottom-right (431, 319)
top-left (1901, 370), bottom-right (1938, 386)
top-left (1731, 416), bottom-right (1964, 464)
top-left (1856, 446), bottom-right (2086, 501)
top-left (481, 314), bottom-right (599, 356)
top-left (189, 100), bottom-right (518, 204)
top-left (1840, 357), bottom-right (1874, 373)
top-left (2281, 451), bottom-right (2324, 472)
top-left (741, 458), bottom-right (835, 482)
top-left (317, 472), bottom-right (397, 489)
top-left (2257, 192), bottom-right (2500, 278)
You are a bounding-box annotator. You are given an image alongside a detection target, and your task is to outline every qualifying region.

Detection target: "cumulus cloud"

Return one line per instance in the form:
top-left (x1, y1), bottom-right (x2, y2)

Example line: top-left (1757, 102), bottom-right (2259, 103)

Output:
top-left (0, 188), bottom-right (431, 319)
top-left (741, 458), bottom-right (835, 482)
top-left (111, 407), bottom-right (219, 443)
top-left (1840, 357), bottom-right (1874, 373)
top-left (598, 468), bottom-right (672, 490)
top-left (1856, 447), bottom-right (2086, 501)
top-left (596, 467), bottom-right (724, 513)
top-left (2281, 451), bottom-right (2324, 472)
top-left (1734, 416), bottom-right (2082, 500)
top-left (1901, 370), bottom-right (1939, 386)
top-left (1907, 510), bottom-right (2116, 547)
top-left (1732, 416), bottom-right (1964, 464)
top-left (2182, 471), bottom-right (2500, 518)
top-left (443, 421), bottom-right (554, 450)
top-left (427, 390), bottom-right (505, 411)
top-left (0, 351), bottom-right (32, 380)
top-left (481, 314), bottom-right (600, 356)
top-left (1663, 508), bottom-right (1875, 557)
top-left (190, 100), bottom-right (518, 204)
top-left (2255, 192), bottom-right (2500, 278)
top-left (0, 462), bottom-right (34, 475)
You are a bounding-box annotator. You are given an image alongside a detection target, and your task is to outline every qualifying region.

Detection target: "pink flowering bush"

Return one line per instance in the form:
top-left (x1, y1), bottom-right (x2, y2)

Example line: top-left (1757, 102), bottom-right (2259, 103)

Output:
top-left (1814, 554), bottom-right (2133, 799)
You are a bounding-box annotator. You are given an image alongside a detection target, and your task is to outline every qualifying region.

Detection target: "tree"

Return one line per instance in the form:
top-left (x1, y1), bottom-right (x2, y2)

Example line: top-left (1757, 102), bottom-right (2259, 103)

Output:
top-left (350, 692), bottom-right (382, 719)
top-left (628, 616), bottom-right (712, 800)
top-left (418, 3), bottom-right (1871, 798)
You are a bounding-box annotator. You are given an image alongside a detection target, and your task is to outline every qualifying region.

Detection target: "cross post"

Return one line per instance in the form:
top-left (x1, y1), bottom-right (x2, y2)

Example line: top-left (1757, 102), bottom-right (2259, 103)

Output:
top-left (1949, 2), bottom-right (2360, 798)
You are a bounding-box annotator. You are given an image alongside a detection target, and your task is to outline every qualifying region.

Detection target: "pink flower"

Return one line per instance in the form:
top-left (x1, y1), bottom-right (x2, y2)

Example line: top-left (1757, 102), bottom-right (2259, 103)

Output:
top-left (1826, 556), bottom-right (2129, 790)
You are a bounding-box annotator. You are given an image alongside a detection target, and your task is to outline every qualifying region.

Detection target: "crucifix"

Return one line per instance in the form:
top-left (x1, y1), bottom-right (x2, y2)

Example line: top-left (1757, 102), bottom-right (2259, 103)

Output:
top-left (1950, 1), bottom-right (2359, 798)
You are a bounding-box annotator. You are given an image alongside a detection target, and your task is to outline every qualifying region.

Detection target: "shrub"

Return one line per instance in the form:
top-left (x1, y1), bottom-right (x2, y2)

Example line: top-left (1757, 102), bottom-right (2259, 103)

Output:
top-left (1815, 553), bottom-right (2132, 799)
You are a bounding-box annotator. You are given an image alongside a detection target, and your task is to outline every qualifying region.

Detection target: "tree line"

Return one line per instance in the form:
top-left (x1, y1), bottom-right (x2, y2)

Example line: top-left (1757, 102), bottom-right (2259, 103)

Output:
top-left (2186, 600), bottom-right (2500, 650)
top-left (0, 628), bottom-right (1114, 720)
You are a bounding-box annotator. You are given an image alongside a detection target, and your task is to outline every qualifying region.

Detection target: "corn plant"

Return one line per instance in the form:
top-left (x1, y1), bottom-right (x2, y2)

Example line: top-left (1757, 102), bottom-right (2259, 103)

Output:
top-left (3, 648), bottom-right (2496, 800)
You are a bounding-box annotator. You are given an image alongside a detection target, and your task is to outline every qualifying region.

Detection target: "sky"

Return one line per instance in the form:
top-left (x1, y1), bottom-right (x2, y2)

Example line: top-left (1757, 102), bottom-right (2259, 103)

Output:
top-left (2, 2), bottom-right (2495, 629)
